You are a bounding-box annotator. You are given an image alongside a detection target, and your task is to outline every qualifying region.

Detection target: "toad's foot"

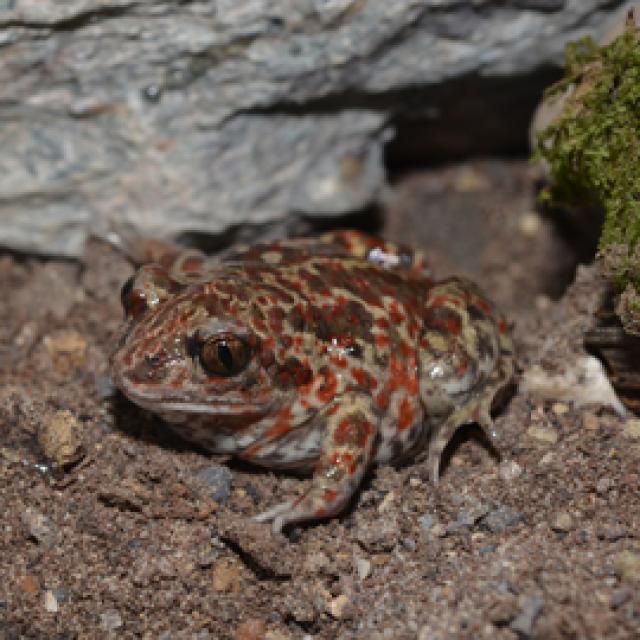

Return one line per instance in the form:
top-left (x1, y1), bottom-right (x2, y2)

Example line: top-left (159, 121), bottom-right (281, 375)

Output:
top-left (254, 393), bottom-right (378, 533)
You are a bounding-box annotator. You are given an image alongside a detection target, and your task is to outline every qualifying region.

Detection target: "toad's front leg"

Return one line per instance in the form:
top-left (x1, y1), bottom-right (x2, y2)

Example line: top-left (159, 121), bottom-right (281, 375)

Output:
top-left (254, 393), bottom-right (378, 533)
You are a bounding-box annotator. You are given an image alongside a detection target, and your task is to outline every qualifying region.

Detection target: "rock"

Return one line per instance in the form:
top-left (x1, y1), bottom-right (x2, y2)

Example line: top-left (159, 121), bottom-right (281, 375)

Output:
top-left (100, 610), bottom-right (123, 632)
top-left (38, 408), bottom-right (85, 469)
top-left (510, 594), bottom-right (544, 637)
top-left (355, 557), bottom-right (372, 581)
top-left (212, 558), bottom-right (242, 593)
top-left (550, 511), bottom-right (574, 532)
top-left (526, 424), bottom-right (559, 445)
top-left (609, 587), bottom-right (632, 609)
top-left (0, 1), bottom-right (632, 257)
top-left (43, 590), bottom-right (58, 613)
top-left (328, 594), bottom-right (351, 619)
top-left (482, 505), bottom-right (523, 534)
top-left (623, 418), bottom-right (640, 439)
top-left (613, 550), bottom-right (640, 583)
top-left (21, 507), bottom-right (57, 547)
top-left (234, 618), bottom-right (267, 640)
top-left (196, 464), bottom-right (233, 503)
top-left (42, 331), bottom-right (89, 377)
top-left (498, 460), bottom-right (523, 482)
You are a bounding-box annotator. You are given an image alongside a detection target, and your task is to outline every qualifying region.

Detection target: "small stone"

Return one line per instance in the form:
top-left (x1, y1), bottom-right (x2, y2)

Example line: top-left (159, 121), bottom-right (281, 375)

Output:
top-left (16, 574), bottom-right (39, 596)
top-left (303, 552), bottom-right (330, 574)
top-left (234, 618), bottom-right (266, 640)
top-left (613, 551), bottom-right (640, 583)
top-left (38, 409), bottom-right (84, 468)
top-left (498, 460), bottom-right (523, 482)
top-left (21, 508), bottom-right (57, 547)
top-left (551, 402), bottom-right (569, 416)
top-left (355, 557), bottom-right (371, 581)
top-left (197, 464), bottom-right (233, 503)
top-left (409, 477), bottom-right (422, 488)
top-left (419, 514), bottom-right (434, 532)
top-left (596, 477), bottom-right (614, 495)
top-left (328, 594), bottom-right (350, 619)
top-left (526, 424), bottom-right (558, 445)
top-left (43, 589), bottom-right (58, 613)
top-left (510, 595), bottom-right (544, 636)
top-left (582, 412), bottom-right (599, 431)
top-left (550, 511), bottom-right (573, 532)
top-left (609, 587), bottom-right (632, 609)
top-left (519, 212), bottom-right (542, 236)
top-left (42, 330), bottom-right (88, 376)
top-left (377, 490), bottom-right (396, 513)
top-left (538, 452), bottom-right (554, 466)
top-left (212, 558), bottom-right (241, 593)
top-left (482, 505), bottom-right (523, 534)
top-left (597, 523), bottom-right (627, 542)
top-left (623, 419), bottom-right (640, 439)
top-left (100, 610), bottom-right (123, 631)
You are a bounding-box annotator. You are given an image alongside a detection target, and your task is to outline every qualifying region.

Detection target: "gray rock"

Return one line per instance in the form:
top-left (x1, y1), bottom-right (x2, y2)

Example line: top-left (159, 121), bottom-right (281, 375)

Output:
top-left (0, 0), bottom-right (634, 256)
top-left (510, 594), bottom-right (544, 637)
top-left (482, 505), bottom-right (523, 534)
top-left (196, 463), bottom-right (233, 503)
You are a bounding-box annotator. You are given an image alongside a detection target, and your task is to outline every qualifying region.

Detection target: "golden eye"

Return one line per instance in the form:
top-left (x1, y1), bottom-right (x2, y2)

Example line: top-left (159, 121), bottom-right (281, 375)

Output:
top-left (199, 336), bottom-right (251, 377)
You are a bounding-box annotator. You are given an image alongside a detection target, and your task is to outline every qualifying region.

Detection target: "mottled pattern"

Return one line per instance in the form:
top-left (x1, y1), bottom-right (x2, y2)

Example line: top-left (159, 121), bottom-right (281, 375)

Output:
top-left (111, 231), bottom-right (514, 532)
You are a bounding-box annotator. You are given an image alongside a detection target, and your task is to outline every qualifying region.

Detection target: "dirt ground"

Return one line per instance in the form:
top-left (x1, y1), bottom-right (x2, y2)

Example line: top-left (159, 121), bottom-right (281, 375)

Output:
top-left (1, 159), bottom-right (639, 640)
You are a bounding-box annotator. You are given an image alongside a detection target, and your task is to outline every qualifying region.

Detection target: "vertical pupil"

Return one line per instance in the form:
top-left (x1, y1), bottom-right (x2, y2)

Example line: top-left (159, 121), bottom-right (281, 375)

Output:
top-left (218, 343), bottom-right (234, 370)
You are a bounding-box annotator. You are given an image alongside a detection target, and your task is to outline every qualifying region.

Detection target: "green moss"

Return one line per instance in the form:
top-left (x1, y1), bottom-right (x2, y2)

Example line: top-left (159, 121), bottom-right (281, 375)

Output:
top-left (534, 17), bottom-right (640, 329)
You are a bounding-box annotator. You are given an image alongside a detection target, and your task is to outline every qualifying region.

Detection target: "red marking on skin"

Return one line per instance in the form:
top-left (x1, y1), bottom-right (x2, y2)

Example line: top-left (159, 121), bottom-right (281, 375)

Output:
top-left (315, 508), bottom-right (328, 518)
top-left (419, 337), bottom-right (430, 350)
top-left (263, 336), bottom-right (276, 351)
top-left (257, 296), bottom-right (268, 305)
top-left (264, 408), bottom-right (293, 439)
top-left (351, 367), bottom-right (377, 390)
top-left (330, 354), bottom-right (348, 368)
top-left (322, 489), bottom-right (339, 503)
top-left (375, 334), bottom-right (390, 348)
top-left (375, 317), bottom-right (389, 329)
top-left (456, 359), bottom-right (469, 376)
top-left (179, 256), bottom-right (204, 274)
top-left (398, 397), bottom-right (416, 431)
top-left (329, 451), bottom-right (356, 474)
top-left (326, 404), bottom-right (340, 416)
top-left (399, 341), bottom-right (413, 358)
top-left (389, 301), bottom-right (404, 325)
top-left (476, 298), bottom-right (492, 314)
top-left (375, 391), bottom-right (389, 411)
top-left (447, 316), bottom-right (461, 335)
top-left (334, 418), bottom-right (373, 448)
top-left (498, 319), bottom-right (508, 334)
top-left (430, 294), bottom-right (460, 309)
top-left (316, 368), bottom-right (338, 403)
top-left (253, 317), bottom-right (267, 333)
top-left (242, 442), bottom-right (262, 458)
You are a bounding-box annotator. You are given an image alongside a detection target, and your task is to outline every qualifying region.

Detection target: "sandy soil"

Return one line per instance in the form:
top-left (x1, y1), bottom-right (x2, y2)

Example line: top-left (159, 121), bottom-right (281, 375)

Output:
top-left (1, 159), bottom-right (639, 640)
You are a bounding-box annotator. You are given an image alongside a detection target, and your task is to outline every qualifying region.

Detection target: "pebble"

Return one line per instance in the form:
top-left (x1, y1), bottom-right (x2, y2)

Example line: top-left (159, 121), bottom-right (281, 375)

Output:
top-left (43, 589), bottom-right (58, 613)
top-left (234, 618), bottom-right (266, 640)
top-left (551, 402), bottom-right (569, 416)
top-left (582, 412), bottom-right (599, 431)
top-left (482, 505), bottom-right (523, 534)
top-left (623, 419), bottom-right (640, 439)
top-left (377, 490), bottom-right (396, 513)
top-left (212, 558), bottom-right (242, 593)
top-left (355, 557), bottom-right (371, 581)
top-left (42, 330), bottom-right (88, 376)
top-left (328, 594), bottom-right (351, 619)
top-left (613, 551), bottom-right (640, 583)
top-left (21, 507), bottom-right (57, 547)
top-left (510, 594), bottom-right (544, 636)
top-left (419, 514), bottom-right (434, 532)
top-left (498, 460), bottom-right (523, 482)
top-left (16, 574), bottom-right (39, 596)
top-left (100, 610), bottom-right (123, 631)
top-left (550, 511), bottom-right (574, 532)
top-left (197, 464), bottom-right (233, 503)
top-left (38, 409), bottom-right (84, 468)
top-left (526, 424), bottom-right (558, 445)
top-left (596, 477), bottom-right (614, 495)
top-left (609, 587), bottom-right (632, 609)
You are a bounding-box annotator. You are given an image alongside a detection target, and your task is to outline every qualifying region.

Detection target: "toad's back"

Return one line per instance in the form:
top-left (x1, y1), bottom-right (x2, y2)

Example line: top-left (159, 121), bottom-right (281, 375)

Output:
top-left (111, 231), bottom-right (514, 531)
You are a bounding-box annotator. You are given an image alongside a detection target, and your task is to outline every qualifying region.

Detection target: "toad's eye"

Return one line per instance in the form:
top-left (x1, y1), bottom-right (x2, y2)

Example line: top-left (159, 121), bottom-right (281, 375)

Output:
top-left (197, 335), bottom-right (251, 377)
top-left (120, 275), bottom-right (148, 319)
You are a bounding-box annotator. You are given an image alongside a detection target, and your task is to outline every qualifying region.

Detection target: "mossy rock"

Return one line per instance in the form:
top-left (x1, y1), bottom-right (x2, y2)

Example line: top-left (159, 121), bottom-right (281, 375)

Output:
top-left (534, 12), bottom-right (640, 335)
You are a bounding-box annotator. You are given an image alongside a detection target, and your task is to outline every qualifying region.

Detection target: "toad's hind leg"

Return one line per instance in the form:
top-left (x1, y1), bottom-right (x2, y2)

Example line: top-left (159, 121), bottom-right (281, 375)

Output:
top-left (418, 278), bottom-right (515, 483)
top-left (254, 393), bottom-right (378, 533)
